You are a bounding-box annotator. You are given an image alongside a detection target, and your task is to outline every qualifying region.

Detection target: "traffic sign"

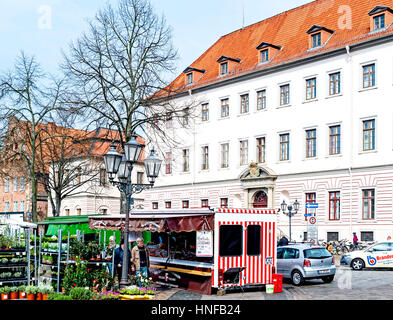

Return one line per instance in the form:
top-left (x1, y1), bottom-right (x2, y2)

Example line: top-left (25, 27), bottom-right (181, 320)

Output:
top-left (309, 217), bottom-right (317, 225)
top-left (305, 203), bottom-right (319, 209)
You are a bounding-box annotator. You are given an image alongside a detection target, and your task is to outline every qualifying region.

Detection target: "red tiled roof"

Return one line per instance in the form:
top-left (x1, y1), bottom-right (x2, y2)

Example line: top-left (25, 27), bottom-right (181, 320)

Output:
top-left (160, 0), bottom-right (393, 96)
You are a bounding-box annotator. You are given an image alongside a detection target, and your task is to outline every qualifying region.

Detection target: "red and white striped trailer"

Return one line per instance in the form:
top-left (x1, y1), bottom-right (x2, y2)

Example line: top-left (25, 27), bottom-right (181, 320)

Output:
top-left (213, 208), bottom-right (277, 291)
top-left (88, 207), bottom-right (277, 294)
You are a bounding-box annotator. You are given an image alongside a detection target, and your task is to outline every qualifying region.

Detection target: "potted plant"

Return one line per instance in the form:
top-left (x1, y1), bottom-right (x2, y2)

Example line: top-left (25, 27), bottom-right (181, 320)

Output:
top-left (69, 287), bottom-right (93, 300)
top-left (36, 287), bottom-right (43, 300)
top-left (25, 286), bottom-right (38, 300)
top-left (10, 287), bottom-right (18, 300)
top-left (0, 286), bottom-right (10, 300)
top-left (39, 285), bottom-right (54, 300)
top-left (18, 285), bottom-right (27, 299)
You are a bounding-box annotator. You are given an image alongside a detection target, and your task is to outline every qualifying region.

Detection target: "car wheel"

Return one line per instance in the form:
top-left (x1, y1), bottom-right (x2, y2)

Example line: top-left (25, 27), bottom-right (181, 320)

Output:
top-left (322, 275), bottom-right (334, 283)
top-left (291, 270), bottom-right (304, 286)
top-left (351, 258), bottom-right (364, 271)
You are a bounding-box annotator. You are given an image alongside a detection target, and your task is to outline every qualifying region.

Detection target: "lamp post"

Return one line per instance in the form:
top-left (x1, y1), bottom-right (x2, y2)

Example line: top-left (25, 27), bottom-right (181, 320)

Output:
top-left (104, 134), bottom-right (162, 288)
top-left (280, 199), bottom-right (299, 242)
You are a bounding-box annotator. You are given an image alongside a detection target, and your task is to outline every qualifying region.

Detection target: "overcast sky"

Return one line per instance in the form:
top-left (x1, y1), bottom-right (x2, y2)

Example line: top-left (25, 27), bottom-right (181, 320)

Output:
top-left (0, 0), bottom-right (311, 77)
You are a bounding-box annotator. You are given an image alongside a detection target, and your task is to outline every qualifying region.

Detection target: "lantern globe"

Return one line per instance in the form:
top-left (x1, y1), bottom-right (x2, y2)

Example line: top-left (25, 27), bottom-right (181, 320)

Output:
top-left (125, 134), bottom-right (144, 163)
top-left (144, 149), bottom-right (162, 185)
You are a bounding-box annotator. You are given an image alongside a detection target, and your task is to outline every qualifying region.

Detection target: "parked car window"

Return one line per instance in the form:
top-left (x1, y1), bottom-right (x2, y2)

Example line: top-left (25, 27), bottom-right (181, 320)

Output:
top-left (370, 243), bottom-right (393, 252)
top-left (219, 225), bottom-right (243, 257)
top-left (304, 248), bottom-right (331, 259)
top-left (277, 248), bottom-right (284, 259)
top-left (283, 248), bottom-right (299, 259)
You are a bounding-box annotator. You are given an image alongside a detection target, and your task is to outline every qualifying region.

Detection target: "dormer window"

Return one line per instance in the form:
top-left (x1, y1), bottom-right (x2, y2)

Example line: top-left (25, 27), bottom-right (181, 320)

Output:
top-left (256, 42), bottom-right (281, 64)
top-left (221, 62), bottom-right (228, 75)
top-left (261, 49), bottom-right (269, 63)
top-left (373, 14), bottom-right (385, 30)
top-left (368, 6), bottom-right (393, 32)
top-left (217, 56), bottom-right (241, 76)
top-left (306, 25), bottom-right (334, 50)
top-left (183, 67), bottom-right (205, 86)
top-left (187, 73), bottom-right (193, 84)
top-left (311, 32), bottom-right (321, 48)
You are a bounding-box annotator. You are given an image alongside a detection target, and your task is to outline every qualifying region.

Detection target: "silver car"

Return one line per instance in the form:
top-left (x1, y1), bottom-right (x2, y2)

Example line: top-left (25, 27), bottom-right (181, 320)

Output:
top-left (277, 243), bottom-right (336, 286)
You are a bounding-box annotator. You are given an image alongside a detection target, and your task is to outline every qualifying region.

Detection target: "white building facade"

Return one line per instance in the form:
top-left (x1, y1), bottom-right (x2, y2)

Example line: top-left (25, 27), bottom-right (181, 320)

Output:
top-left (143, 1), bottom-right (393, 243)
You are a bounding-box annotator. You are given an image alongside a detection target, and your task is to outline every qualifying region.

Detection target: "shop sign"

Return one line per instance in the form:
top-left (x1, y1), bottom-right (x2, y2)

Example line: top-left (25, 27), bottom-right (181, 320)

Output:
top-left (196, 231), bottom-right (213, 257)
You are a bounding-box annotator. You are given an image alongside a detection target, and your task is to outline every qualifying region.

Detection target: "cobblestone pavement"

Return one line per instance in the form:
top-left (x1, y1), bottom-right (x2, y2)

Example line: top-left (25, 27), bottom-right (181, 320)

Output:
top-left (156, 266), bottom-right (393, 300)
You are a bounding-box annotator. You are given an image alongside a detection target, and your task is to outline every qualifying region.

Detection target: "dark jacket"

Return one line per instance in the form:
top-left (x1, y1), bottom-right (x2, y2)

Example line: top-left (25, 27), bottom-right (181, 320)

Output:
top-left (131, 245), bottom-right (150, 270)
top-left (114, 245), bottom-right (132, 266)
top-left (278, 237), bottom-right (289, 247)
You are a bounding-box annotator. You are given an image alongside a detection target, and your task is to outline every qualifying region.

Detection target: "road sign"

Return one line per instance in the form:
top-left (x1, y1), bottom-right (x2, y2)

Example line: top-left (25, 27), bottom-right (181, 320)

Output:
top-left (305, 203), bottom-right (319, 209)
top-left (307, 216), bottom-right (318, 243)
top-left (309, 217), bottom-right (317, 225)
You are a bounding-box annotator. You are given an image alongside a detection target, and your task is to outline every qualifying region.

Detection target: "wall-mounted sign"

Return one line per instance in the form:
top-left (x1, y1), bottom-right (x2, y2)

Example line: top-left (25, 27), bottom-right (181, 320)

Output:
top-left (196, 231), bottom-right (213, 257)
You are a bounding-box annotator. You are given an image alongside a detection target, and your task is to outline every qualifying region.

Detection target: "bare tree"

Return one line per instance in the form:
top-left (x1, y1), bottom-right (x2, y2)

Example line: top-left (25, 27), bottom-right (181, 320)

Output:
top-left (0, 52), bottom-right (62, 222)
top-left (61, 0), bottom-right (198, 152)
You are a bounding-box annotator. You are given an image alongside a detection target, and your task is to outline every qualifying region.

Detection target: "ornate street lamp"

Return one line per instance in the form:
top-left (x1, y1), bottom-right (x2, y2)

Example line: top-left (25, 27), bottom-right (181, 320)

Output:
top-left (104, 134), bottom-right (162, 288)
top-left (281, 199), bottom-right (299, 242)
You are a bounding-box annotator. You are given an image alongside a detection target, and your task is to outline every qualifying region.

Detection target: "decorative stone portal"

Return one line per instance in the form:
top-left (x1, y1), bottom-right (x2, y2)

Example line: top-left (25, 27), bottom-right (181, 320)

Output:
top-left (239, 162), bottom-right (277, 209)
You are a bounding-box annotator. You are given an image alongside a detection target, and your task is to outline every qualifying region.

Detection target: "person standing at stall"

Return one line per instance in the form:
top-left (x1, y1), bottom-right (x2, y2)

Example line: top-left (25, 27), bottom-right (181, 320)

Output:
top-left (131, 237), bottom-right (150, 281)
top-left (114, 237), bottom-right (132, 284)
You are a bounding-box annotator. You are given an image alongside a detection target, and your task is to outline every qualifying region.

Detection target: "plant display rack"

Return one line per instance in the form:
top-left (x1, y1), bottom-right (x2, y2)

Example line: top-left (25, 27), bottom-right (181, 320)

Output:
top-left (38, 229), bottom-right (117, 292)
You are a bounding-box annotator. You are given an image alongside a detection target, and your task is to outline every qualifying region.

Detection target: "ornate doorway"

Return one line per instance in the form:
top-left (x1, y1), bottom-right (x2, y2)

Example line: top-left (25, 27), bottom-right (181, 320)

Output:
top-left (253, 191), bottom-right (268, 208)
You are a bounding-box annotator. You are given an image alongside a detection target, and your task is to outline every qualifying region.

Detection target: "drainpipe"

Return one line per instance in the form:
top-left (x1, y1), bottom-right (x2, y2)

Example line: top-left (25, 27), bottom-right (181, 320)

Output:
top-left (346, 45), bottom-right (354, 236)
top-left (189, 89), bottom-right (197, 206)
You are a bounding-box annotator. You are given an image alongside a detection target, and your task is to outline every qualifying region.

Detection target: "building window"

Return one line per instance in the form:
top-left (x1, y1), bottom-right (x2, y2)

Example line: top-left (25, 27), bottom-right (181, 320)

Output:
top-left (311, 32), bottom-right (321, 48)
top-left (4, 178), bottom-right (9, 193)
top-left (13, 201), bottom-right (18, 212)
top-left (187, 72), bottom-right (193, 84)
top-left (220, 198), bottom-right (229, 208)
top-left (137, 172), bottom-right (144, 184)
top-left (13, 177), bottom-right (19, 192)
top-left (221, 62), bottom-right (228, 75)
top-left (165, 112), bottom-right (173, 129)
top-left (221, 98), bottom-right (229, 118)
top-left (77, 208), bottom-right (82, 216)
top-left (305, 78), bottom-right (317, 100)
top-left (329, 191), bottom-right (340, 221)
top-left (239, 140), bottom-right (248, 166)
top-left (279, 133), bottom-right (290, 161)
top-left (152, 202), bottom-right (158, 210)
top-left (20, 176), bottom-right (25, 191)
top-left (65, 209), bottom-right (70, 216)
top-left (306, 129), bottom-right (317, 158)
top-left (99, 169), bottom-right (107, 186)
top-left (221, 143), bottom-right (229, 168)
top-left (363, 64), bottom-right (376, 88)
top-left (363, 119), bottom-right (375, 151)
top-left (201, 146), bottom-right (209, 170)
top-left (182, 200), bottom-right (189, 209)
top-left (374, 14), bottom-right (385, 30)
top-left (329, 72), bottom-right (341, 95)
top-left (240, 94), bottom-right (249, 114)
top-left (280, 84), bottom-right (290, 106)
top-left (257, 90), bottom-right (266, 110)
top-left (165, 152), bottom-right (173, 174)
top-left (362, 189), bottom-right (375, 220)
top-left (20, 200), bottom-right (25, 212)
top-left (183, 108), bottom-right (190, 126)
top-left (201, 103), bottom-right (209, 121)
top-left (247, 225), bottom-right (261, 256)
top-left (305, 193), bottom-right (316, 216)
top-left (256, 137), bottom-right (266, 163)
top-left (327, 232), bottom-right (339, 242)
top-left (219, 225), bottom-right (243, 257)
top-left (261, 49), bottom-right (269, 62)
top-left (4, 202), bottom-right (9, 213)
top-left (165, 201), bottom-right (172, 209)
top-left (361, 231), bottom-right (374, 242)
top-left (201, 199), bottom-right (209, 208)
top-left (329, 125), bottom-right (341, 155)
top-left (182, 149), bottom-right (190, 172)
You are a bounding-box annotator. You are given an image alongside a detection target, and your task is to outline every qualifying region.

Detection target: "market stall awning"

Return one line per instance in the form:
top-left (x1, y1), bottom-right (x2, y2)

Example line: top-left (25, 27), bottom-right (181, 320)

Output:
top-left (37, 215), bottom-right (103, 236)
top-left (88, 209), bottom-right (215, 232)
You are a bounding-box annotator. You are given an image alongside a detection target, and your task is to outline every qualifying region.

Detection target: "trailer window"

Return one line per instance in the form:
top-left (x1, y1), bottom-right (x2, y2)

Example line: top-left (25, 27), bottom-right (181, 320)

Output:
top-left (219, 225), bottom-right (243, 257)
top-left (247, 225), bottom-right (261, 256)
